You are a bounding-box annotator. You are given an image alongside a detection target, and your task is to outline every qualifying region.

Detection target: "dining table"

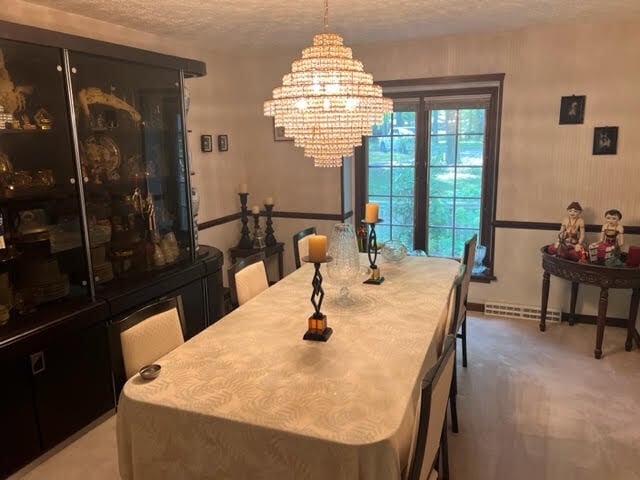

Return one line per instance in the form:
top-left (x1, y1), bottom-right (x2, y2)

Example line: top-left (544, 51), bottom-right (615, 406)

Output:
top-left (116, 254), bottom-right (460, 480)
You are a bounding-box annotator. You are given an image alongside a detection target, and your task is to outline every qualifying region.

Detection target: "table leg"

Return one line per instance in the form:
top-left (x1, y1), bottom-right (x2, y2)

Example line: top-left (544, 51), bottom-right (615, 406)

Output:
top-left (278, 251), bottom-right (284, 280)
top-left (594, 287), bottom-right (609, 359)
top-left (540, 271), bottom-right (550, 332)
top-left (626, 288), bottom-right (639, 351)
top-left (569, 282), bottom-right (579, 326)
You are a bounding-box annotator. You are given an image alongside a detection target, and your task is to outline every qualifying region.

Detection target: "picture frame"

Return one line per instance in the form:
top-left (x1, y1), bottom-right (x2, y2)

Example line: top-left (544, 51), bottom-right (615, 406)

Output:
top-left (217, 134), bottom-right (228, 152)
top-left (273, 119), bottom-right (293, 142)
top-left (200, 134), bottom-right (212, 152)
top-left (559, 95), bottom-right (586, 124)
top-left (592, 126), bottom-right (618, 155)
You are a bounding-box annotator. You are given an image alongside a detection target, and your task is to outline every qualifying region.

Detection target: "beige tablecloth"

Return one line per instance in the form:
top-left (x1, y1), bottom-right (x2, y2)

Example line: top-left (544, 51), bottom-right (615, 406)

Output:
top-left (117, 255), bottom-right (460, 480)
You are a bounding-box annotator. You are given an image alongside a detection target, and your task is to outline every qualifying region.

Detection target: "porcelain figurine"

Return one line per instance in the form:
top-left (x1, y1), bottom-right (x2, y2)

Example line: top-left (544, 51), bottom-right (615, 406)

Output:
top-left (547, 201), bottom-right (586, 261)
top-left (589, 209), bottom-right (624, 265)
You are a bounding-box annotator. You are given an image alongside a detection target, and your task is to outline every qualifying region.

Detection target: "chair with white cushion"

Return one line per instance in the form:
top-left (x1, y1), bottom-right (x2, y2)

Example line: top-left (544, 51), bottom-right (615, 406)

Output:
top-left (109, 296), bottom-right (185, 398)
top-left (446, 264), bottom-right (466, 433)
top-left (292, 226), bottom-right (317, 269)
top-left (407, 334), bottom-right (456, 480)
top-left (228, 252), bottom-right (269, 307)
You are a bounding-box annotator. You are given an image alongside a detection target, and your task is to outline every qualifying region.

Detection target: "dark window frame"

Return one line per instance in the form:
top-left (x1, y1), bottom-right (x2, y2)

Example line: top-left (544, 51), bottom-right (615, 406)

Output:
top-left (355, 74), bottom-right (504, 280)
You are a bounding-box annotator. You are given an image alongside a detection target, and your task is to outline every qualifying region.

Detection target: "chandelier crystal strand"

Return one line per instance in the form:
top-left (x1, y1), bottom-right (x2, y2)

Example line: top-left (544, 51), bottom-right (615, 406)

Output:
top-left (264, 2), bottom-right (392, 168)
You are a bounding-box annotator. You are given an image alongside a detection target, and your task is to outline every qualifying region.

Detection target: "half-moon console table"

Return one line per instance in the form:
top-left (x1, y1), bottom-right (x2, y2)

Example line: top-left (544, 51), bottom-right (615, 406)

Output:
top-left (539, 248), bottom-right (640, 359)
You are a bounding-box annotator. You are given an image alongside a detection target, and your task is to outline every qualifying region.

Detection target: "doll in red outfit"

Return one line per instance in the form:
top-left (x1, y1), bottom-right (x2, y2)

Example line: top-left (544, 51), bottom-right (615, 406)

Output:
top-left (589, 209), bottom-right (624, 265)
top-left (547, 202), bottom-right (586, 261)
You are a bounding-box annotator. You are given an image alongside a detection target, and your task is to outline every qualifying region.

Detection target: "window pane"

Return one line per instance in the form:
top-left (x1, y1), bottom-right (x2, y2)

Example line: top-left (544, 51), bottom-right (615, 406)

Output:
top-left (394, 111), bottom-right (416, 130)
top-left (430, 135), bottom-right (456, 166)
top-left (455, 198), bottom-right (481, 228)
top-left (430, 110), bottom-right (457, 135)
top-left (428, 197), bottom-right (454, 227)
top-left (392, 167), bottom-right (414, 196)
top-left (428, 227), bottom-right (453, 257)
top-left (372, 113), bottom-right (391, 136)
top-left (369, 137), bottom-right (391, 165)
top-left (457, 134), bottom-right (484, 166)
top-left (391, 196), bottom-right (413, 226)
top-left (392, 136), bottom-right (415, 166)
top-left (375, 224), bottom-right (391, 244)
top-left (392, 226), bottom-right (413, 248)
top-left (454, 229), bottom-right (477, 259)
top-left (458, 109), bottom-right (485, 134)
top-left (369, 167), bottom-right (390, 196)
top-left (455, 167), bottom-right (482, 197)
top-left (429, 167), bottom-right (455, 197)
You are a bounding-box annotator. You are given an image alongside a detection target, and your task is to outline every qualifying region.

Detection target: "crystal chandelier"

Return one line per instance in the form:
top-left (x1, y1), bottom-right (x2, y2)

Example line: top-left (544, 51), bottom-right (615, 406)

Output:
top-left (264, 0), bottom-right (392, 167)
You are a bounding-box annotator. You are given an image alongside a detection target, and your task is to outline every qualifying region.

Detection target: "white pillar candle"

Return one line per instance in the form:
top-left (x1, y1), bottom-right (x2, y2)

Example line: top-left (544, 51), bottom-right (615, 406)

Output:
top-left (308, 235), bottom-right (327, 262)
top-left (265, 197), bottom-right (274, 205)
top-left (238, 183), bottom-right (248, 193)
top-left (365, 203), bottom-right (379, 223)
top-left (251, 205), bottom-right (260, 215)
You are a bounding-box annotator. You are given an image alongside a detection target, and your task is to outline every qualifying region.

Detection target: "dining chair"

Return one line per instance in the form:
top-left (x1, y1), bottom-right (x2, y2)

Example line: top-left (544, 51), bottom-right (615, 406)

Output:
top-left (446, 264), bottom-right (466, 434)
top-left (228, 251), bottom-right (269, 307)
top-left (408, 334), bottom-right (456, 480)
top-left (108, 296), bottom-right (185, 395)
top-left (456, 234), bottom-right (477, 368)
top-left (292, 226), bottom-right (317, 269)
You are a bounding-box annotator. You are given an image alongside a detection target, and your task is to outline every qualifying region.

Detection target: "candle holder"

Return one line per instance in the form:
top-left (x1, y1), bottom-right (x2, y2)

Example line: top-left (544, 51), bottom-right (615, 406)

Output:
top-left (237, 193), bottom-right (253, 249)
top-left (252, 212), bottom-right (266, 249)
top-left (264, 204), bottom-right (277, 247)
top-left (302, 255), bottom-right (333, 342)
top-left (363, 219), bottom-right (385, 284)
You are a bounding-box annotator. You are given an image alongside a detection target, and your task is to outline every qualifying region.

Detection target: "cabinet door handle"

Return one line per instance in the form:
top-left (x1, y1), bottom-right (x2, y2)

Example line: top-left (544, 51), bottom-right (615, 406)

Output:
top-left (30, 351), bottom-right (46, 375)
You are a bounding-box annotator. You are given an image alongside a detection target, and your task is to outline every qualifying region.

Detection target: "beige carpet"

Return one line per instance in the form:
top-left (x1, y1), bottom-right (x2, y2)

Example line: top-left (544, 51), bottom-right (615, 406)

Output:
top-left (10, 314), bottom-right (640, 480)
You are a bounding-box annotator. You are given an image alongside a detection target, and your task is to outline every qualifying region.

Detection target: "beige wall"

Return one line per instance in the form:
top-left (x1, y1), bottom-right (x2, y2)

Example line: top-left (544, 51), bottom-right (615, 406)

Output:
top-left (4, 1), bottom-right (640, 320)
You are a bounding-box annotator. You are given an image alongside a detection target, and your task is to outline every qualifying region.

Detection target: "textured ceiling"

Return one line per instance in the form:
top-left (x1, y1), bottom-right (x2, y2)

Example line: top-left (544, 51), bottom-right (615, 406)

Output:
top-left (22, 0), bottom-right (640, 50)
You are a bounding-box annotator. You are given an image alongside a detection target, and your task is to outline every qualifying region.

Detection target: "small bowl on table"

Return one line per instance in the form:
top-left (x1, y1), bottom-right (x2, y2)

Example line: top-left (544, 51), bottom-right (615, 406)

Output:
top-left (139, 364), bottom-right (161, 380)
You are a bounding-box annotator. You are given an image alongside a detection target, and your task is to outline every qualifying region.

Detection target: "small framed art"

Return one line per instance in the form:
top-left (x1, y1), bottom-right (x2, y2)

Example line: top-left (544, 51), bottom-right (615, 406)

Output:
top-left (559, 95), bottom-right (586, 124)
top-left (218, 134), bottom-right (228, 152)
top-left (273, 120), bottom-right (293, 141)
top-left (593, 127), bottom-right (618, 155)
top-left (200, 134), bottom-right (212, 152)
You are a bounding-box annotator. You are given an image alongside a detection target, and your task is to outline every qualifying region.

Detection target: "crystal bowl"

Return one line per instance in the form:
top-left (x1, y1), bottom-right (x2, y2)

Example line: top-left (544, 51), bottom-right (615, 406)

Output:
top-left (381, 240), bottom-right (408, 262)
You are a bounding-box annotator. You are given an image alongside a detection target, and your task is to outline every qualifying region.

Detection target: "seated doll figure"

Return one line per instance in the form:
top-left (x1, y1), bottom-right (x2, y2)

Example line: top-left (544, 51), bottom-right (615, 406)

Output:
top-left (589, 209), bottom-right (624, 265)
top-left (547, 202), bottom-right (586, 261)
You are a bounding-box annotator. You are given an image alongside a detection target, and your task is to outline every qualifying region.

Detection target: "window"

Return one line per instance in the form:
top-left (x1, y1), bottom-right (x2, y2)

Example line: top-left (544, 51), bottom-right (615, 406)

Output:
top-left (355, 75), bottom-right (503, 277)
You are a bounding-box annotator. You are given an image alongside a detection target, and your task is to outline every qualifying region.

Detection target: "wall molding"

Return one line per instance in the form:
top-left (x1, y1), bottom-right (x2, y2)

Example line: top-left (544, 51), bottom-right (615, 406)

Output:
top-left (198, 210), bottom-right (353, 231)
top-left (494, 220), bottom-right (640, 235)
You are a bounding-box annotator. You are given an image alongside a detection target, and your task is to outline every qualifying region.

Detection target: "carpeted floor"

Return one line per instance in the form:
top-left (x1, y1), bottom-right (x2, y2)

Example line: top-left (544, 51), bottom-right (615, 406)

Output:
top-left (10, 314), bottom-right (640, 480)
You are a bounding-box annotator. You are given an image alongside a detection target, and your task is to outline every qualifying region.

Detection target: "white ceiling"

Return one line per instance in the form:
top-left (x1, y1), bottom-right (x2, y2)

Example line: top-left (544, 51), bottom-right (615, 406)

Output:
top-left (23, 0), bottom-right (640, 50)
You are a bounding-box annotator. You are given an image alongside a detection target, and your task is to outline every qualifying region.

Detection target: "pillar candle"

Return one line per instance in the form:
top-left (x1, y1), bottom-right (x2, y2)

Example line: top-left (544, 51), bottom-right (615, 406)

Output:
top-left (265, 197), bottom-right (274, 205)
top-left (308, 235), bottom-right (327, 262)
top-left (365, 203), bottom-right (379, 223)
top-left (238, 183), bottom-right (248, 193)
top-left (251, 205), bottom-right (260, 215)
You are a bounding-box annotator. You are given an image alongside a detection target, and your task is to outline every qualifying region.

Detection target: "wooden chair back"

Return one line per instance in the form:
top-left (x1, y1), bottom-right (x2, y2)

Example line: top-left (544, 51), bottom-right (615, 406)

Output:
top-left (408, 334), bottom-right (456, 480)
top-left (456, 234), bottom-right (477, 331)
top-left (292, 226), bottom-right (317, 269)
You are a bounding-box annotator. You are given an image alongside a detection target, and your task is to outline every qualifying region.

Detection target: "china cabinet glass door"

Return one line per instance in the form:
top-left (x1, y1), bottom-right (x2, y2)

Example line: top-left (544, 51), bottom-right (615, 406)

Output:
top-left (68, 52), bottom-right (191, 290)
top-left (0, 38), bottom-right (90, 324)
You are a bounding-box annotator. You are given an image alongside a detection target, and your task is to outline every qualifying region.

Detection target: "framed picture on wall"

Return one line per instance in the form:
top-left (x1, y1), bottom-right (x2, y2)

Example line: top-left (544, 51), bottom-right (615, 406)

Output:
top-left (273, 119), bottom-right (293, 141)
top-left (593, 126), bottom-right (618, 155)
top-left (559, 95), bottom-right (586, 124)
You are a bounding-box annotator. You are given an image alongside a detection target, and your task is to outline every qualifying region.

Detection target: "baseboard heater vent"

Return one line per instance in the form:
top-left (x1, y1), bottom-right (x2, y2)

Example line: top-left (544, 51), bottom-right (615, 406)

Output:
top-left (484, 302), bottom-right (561, 322)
